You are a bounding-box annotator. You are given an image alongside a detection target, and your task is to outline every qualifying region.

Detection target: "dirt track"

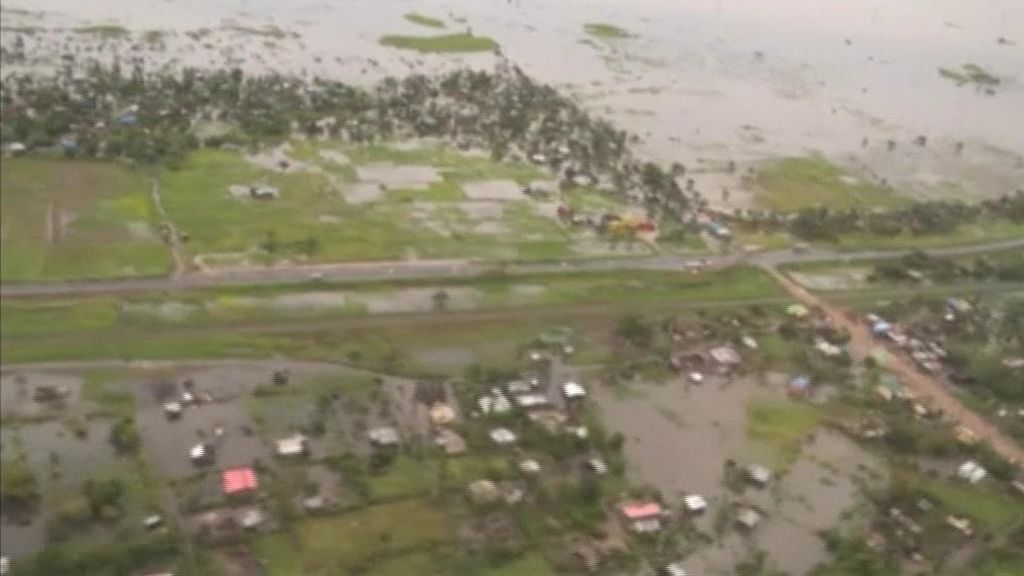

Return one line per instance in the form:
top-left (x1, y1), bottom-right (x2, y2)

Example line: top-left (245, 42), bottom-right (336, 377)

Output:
top-left (768, 267), bottom-right (1024, 468)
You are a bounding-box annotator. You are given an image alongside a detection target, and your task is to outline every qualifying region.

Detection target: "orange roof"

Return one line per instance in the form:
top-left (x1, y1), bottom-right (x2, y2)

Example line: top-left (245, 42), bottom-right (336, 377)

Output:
top-left (619, 501), bottom-right (662, 520)
top-left (222, 467), bottom-right (259, 495)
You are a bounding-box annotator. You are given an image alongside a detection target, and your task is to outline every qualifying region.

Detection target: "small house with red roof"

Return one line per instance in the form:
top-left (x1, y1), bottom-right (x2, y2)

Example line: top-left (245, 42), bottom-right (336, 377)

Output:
top-left (222, 467), bottom-right (259, 496)
top-left (619, 501), bottom-right (664, 533)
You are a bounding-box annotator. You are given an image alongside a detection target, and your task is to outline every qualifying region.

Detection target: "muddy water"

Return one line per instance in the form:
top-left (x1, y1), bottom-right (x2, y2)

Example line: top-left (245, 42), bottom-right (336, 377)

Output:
top-left (596, 375), bottom-right (884, 575)
top-left (5, 0), bottom-right (1022, 208)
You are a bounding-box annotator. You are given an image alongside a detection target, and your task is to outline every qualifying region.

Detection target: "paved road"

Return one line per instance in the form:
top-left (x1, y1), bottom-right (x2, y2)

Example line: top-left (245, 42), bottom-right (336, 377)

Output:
top-left (2, 237), bottom-right (1022, 298)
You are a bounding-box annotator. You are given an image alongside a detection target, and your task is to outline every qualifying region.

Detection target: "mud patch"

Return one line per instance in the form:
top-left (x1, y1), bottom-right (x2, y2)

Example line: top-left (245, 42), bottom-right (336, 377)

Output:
top-left (355, 163), bottom-right (441, 190)
top-left (344, 182), bottom-right (384, 204)
top-left (462, 179), bottom-right (522, 201)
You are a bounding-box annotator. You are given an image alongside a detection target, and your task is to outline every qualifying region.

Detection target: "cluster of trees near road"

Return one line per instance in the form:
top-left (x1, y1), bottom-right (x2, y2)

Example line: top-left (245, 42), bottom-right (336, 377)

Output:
top-left (734, 192), bottom-right (1024, 242)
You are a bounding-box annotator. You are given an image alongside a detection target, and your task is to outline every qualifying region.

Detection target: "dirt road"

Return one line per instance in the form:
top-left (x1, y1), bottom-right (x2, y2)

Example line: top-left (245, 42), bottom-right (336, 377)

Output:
top-left (767, 267), bottom-right (1024, 467)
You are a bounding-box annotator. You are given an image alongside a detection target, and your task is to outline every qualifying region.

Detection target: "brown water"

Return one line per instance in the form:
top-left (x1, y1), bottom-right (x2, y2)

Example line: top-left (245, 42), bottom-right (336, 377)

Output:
top-left (596, 374), bottom-right (885, 575)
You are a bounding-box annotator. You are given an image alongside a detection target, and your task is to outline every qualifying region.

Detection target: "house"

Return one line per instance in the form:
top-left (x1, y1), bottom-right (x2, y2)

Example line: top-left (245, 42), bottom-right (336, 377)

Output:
top-left (368, 426), bottom-right (400, 448)
top-left (249, 185), bottom-right (280, 200)
top-left (786, 304), bottom-right (809, 318)
top-left (238, 508), bottom-right (264, 530)
top-left (683, 494), bottom-right (707, 514)
top-left (163, 401), bottom-right (183, 419)
top-left (735, 507), bottom-right (762, 530)
top-left (275, 434), bottom-right (308, 457)
top-left (872, 321), bottom-right (892, 337)
top-left (586, 458), bottom-right (609, 475)
top-left (5, 142), bottom-right (27, 155)
top-left (221, 467), bottom-right (259, 496)
top-left (946, 298), bottom-right (973, 314)
top-left (143, 514), bottom-right (164, 530)
top-left (746, 464), bottom-right (772, 487)
top-left (619, 501), bottom-right (663, 533)
top-left (518, 459), bottom-right (541, 475)
top-left (945, 515), bottom-right (974, 537)
top-left (1011, 480), bottom-right (1024, 497)
top-left (662, 562), bottom-right (689, 576)
top-left (506, 380), bottom-right (534, 394)
top-left (788, 375), bottom-right (811, 397)
top-left (563, 382), bottom-right (587, 400)
top-left (468, 479), bottom-right (501, 504)
top-left (815, 339), bottom-right (842, 357)
top-left (435, 428), bottom-right (467, 455)
top-left (709, 346), bottom-right (741, 368)
top-left (957, 460), bottom-right (987, 484)
top-left (429, 403), bottom-right (456, 426)
top-left (490, 427), bottom-right (517, 445)
top-left (189, 443), bottom-right (211, 464)
top-left (515, 394), bottom-right (549, 409)
top-left (954, 425), bottom-right (977, 445)
top-left (303, 495), bottom-right (326, 512)
top-left (478, 392), bottom-right (512, 415)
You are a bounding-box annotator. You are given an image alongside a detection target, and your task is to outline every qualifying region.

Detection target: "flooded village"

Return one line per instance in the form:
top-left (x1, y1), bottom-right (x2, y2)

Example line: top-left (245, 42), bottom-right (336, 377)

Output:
top-left (1, 0), bottom-right (1023, 575)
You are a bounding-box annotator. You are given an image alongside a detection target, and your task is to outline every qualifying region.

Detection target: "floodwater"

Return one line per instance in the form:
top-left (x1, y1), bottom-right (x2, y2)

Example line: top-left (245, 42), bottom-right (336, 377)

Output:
top-left (4, 0), bottom-right (1022, 208)
top-left (596, 373), bottom-right (885, 575)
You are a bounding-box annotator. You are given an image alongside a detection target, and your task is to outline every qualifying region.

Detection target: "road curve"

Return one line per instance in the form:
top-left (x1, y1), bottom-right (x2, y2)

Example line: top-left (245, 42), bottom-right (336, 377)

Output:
top-left (2, 237), bottom-right (1022, 298)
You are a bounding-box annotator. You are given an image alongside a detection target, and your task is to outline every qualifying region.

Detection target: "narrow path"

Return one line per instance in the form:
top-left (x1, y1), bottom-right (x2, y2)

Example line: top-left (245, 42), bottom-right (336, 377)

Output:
top-left (149, 178), bottom-right (188, 278)
top-left (766, 267), bottom-right (1024, 467)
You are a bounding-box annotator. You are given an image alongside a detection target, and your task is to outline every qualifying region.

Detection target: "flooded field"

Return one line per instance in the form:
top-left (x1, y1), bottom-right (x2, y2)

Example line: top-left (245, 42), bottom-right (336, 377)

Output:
top-left (3, 0), bottom-right (1022, 211)
top-left (596, 373), bottom-right (886, 575)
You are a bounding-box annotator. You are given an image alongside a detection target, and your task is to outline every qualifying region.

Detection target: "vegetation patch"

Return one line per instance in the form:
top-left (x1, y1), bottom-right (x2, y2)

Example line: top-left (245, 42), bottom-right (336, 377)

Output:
top-left (0, 157), bottom-right (171, 281)
top-left (72, 25), bottom-right (129, 39)
top-left (752, 156), bottom-right (905, 212)
top-left (584, 23), bottom-right (631, 39)
top-left (939, 63), bottom-right (1001, 87)
top-left (921, 477), bottom-right (1022, 533)
top-left (254, 499), bottom-right (452, 575)
top-left (746, 399), bottom-right (821, 471)
top-left (404, 13), bottom-right (446, 29)
top-left (379, 32), bottom-right (498, 53)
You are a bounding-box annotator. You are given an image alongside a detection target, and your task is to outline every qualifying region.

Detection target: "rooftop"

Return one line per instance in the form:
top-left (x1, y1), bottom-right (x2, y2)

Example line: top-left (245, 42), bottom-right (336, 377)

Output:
top-left (222, 467), bottom-right (259, 495)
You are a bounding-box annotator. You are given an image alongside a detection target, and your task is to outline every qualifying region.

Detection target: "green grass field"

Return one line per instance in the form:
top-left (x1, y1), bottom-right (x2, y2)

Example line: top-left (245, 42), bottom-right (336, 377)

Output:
top-left (746, 398), bottom-right (822, 471)
top-left (584, 23), bottom-right (631, 39)
top-left (254, 499), bottom-right (452, 575)
top-left (379, 32), bottom-right (497, 53)
top-left (753, 156), bottom-right (908, 212)
top-left (1, 157), bottom-right (171, 280)
top-left (921, 478), bottom-right (1022, 533)
top-left (404, 12), bottom-right (445, 29)
top-left (157, 146), bottom-right (584, 264)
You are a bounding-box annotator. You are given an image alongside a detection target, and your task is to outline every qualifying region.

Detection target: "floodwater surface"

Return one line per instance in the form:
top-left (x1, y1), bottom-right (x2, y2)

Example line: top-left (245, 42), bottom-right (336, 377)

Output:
top-left (3, 0), bottom-right (1022, 209)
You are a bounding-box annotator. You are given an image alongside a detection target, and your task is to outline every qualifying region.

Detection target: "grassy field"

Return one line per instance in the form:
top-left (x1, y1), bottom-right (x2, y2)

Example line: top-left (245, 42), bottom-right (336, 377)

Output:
top-left (254, 499), bottom-right (452, 575)
top-left (921, 478), bottom-right (1022, 533)
top-left (379, 32), bottom-right (497, 53)
top-left (1, 157), bottom-right (171, 280)
top-left (1, 267), bottom-right (787, 340)
top-left (157, 146), bottom-right (589, 264)
top-left (746, 398), bottom-right (822, 471)
top-left (584, 23), bottom-right (631, 39)
top-left (753, 156), bottom-right (908, 212)
top-left (0, 268), bottom-right (792, 375)
top-left (404, 12), bottom-right (445, 29)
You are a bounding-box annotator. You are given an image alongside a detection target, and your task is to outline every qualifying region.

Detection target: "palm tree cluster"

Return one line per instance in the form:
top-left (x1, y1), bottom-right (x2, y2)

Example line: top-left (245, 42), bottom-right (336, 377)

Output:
top-left (1, 60), bottom-right (692, 216)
